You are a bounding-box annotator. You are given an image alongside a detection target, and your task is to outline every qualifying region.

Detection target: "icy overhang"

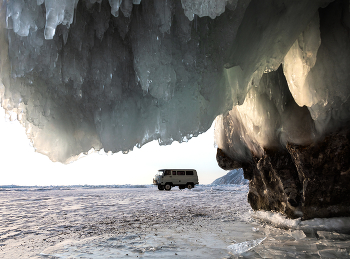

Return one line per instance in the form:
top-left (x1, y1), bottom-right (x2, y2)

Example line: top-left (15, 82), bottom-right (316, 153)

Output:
top-left (1, 0), bottom-right (349, 163)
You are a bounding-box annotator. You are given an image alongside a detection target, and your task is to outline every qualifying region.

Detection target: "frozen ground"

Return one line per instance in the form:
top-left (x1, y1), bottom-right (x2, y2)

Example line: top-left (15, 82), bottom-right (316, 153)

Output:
top-left (0, 185), bottom-right (349, 258)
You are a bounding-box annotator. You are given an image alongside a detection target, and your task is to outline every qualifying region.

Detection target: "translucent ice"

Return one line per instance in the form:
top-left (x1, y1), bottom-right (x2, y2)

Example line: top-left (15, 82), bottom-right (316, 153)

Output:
top-left (44, 0), bottom-right (78, 39)
top-left (1, 0), bottom-right (349, 164)
top-left (227, 237), bottom-right (266, 254)
top-left (254, 210), bottom-right (350, 235)
top-left (283, 13), bottom-right (321, 108)
top-left (214, 0), bottom-right (349, 161)
top-left (288, 230), bottom-right (306, 240)
top-left (6, 0), bottom-right (40, 37)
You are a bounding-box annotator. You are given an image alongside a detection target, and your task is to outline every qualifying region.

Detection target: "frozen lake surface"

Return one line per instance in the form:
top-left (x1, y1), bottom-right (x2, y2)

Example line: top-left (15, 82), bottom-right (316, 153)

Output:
top-left (0, 185), bottom-right (349, 258)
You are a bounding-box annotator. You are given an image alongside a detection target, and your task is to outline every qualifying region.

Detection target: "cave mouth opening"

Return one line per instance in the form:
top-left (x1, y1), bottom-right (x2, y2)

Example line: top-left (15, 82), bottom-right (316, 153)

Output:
top-left (1, 0), bottom-right (350, 219)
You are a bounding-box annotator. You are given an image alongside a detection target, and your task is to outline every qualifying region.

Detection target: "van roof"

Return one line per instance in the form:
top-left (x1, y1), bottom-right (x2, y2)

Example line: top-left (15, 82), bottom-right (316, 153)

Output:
top-left (159, 169), bottom-right (196, 171)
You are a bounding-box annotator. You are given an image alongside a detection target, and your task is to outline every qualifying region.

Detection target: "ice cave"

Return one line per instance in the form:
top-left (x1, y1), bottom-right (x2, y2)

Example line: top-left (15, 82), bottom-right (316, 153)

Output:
top-left (1, 0), bottom-right (349, 219)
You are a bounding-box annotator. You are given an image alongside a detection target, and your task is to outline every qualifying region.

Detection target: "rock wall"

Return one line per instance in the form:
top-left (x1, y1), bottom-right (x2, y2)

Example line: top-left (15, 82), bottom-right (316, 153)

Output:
top-left (217, 127), bottom-right (350, 220)
top-left (287, 128), bottom-right (350, 219)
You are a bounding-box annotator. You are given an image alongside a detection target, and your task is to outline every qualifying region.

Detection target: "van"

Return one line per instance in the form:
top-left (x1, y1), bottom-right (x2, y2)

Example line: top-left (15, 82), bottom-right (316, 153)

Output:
top-left (153, 169), bottom-right (199, 191)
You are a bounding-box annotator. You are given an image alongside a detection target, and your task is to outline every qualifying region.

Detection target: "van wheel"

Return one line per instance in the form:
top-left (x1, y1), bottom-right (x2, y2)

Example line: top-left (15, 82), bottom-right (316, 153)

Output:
top-left (187, 183), bottom-right (194, 189)
top-left (158, 185), bottom-right (164, 190)
top-left (165, 184), bottom-right (172, 191)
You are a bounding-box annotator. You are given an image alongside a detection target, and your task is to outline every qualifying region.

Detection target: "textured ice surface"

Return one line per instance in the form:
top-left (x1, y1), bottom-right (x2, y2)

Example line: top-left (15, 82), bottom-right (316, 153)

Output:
top-left (0, 185), bottom-right (349, 259)
top-left (0, 185), bottom-right (254, 258)
top-left (1, 0), bottom-right (350, 163)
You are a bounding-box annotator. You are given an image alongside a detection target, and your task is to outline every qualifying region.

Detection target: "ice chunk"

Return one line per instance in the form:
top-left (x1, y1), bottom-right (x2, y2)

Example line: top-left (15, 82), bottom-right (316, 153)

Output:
top-left (109, 0), bottom-right (122, 17)
top-left (252, 211), bottom-right (301, 229)
top-left (227, 237), bottom-right (266, 254)
top-left (44, 0), bottom-right (78, 39)
top-left (300, 217), bottom-right (350, 233)
top-left (181, 0), bottom-right (229, 21)
top-left (288, 230), bottom-right (306, 240)
top-left (6, 0), bottom-right (40, 37)
top-left (6, 0), bottom-right (78, 39)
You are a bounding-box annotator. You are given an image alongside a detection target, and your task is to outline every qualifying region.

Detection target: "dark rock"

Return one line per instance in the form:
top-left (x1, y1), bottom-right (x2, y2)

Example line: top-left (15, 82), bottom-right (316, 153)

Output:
top-left (211, 168), bottom-right (248, 185)
top-left (218, 127), bottom-right (350, 220)
top-left (243, 150), bottom-right (303, 219)
top-left (216, 148), bottom-right (244, 170)
top-left (287, 128), bottom-right (350, 220)
top-left (212, 0), bottom-right (350, 220)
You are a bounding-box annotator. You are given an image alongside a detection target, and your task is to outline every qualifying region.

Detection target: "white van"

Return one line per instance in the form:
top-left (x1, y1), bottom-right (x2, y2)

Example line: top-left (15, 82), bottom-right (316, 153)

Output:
top-left (153, 169), bottom-right (199, 191)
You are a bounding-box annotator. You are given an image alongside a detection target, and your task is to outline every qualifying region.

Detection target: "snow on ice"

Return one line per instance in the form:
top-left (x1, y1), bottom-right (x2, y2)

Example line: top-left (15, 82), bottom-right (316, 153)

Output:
top-left (0, 185), bottom-right (349, 258)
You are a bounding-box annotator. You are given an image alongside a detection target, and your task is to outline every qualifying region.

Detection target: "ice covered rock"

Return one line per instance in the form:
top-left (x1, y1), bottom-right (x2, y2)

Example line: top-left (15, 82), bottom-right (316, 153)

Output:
top-left (215, 0), bottom-right (350, 219)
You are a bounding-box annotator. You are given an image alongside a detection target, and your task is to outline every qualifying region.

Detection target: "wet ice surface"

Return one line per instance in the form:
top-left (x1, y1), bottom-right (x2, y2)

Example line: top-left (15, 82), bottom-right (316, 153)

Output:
top-left (0, 185), bottom-right (349, 258)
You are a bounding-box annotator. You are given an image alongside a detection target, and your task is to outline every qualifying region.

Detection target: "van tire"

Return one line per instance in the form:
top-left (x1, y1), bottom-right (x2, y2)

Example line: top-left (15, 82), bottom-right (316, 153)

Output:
top-left (165, 184), bottom-right (172, 191)
top-left (158, 185), bottom-right (164, 190)
top-left (186, 183), bottom-right (194, 189)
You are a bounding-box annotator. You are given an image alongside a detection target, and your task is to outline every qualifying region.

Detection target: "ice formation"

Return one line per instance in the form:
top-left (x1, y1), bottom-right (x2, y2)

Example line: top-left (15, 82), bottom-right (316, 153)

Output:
top-left (227, 237), bottom-right (266, 255)
top-left (214, 0), bottom-right (350, 161)
top-left (1, 0), bottom-right (249, 162)
top-left (1, 0), bottom-right (350, 218)
top-left (1, 0), bottom-right (344, 163)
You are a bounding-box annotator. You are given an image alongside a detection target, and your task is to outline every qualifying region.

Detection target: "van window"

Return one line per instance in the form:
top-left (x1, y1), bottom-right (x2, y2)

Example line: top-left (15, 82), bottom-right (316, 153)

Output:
top-left (186, 171), bottom-right (194, 175)
top-left (172, 171), bottom-right (176, 175)
top-left (177, 171), bottom-right (185, 175)
top-left (164, 170), bottom-right (171, 176)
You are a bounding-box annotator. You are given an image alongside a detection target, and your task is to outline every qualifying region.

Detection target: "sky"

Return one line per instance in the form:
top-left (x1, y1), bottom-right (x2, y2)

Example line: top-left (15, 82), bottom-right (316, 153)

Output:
top-left (0, 107), bottom-right (227, 186)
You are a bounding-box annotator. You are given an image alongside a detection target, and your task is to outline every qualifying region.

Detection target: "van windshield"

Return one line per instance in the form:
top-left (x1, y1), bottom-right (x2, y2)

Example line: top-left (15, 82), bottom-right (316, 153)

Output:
top-left (156, 170), bottom-right (164, 176)
top-left (164, 170), bottom-right (171, 175)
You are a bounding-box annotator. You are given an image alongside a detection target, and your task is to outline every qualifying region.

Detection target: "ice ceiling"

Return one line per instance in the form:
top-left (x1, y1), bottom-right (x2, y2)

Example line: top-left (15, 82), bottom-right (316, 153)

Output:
top-left (0, 0), bottom-right (349, 163)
